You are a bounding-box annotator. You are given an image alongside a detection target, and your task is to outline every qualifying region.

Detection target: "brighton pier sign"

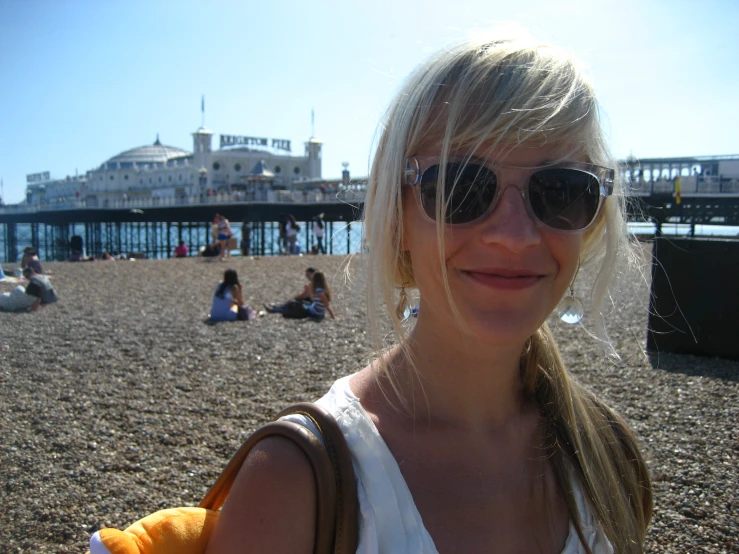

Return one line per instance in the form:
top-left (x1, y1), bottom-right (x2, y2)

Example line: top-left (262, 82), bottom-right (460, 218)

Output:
top-left (27, 171), bottom-right (51, 183)
top-left (220, 134), bottom-right (291, 152)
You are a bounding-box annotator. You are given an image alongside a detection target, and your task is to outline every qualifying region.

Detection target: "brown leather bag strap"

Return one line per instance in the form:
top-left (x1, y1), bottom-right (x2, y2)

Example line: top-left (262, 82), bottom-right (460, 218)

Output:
top-left (277, 403), bottom-right (360, 554)
top-left (199, 403), bottom-right (359, 554)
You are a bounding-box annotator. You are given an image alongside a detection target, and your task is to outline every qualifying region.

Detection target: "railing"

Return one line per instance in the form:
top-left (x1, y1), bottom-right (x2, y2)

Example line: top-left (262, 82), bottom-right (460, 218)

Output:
top-left (625, 176), bottom-right (739, 195)
top-left (4, 176), bottom-right (739, 215)
top-left (0, 189), bottom-right (366, 215)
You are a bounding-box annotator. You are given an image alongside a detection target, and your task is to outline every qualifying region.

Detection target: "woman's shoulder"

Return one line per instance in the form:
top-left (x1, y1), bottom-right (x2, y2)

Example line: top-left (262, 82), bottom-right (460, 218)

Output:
top-left (205, 436), bottom-right (316, 552)
top-left (213, 281), bottom-right (230, 294)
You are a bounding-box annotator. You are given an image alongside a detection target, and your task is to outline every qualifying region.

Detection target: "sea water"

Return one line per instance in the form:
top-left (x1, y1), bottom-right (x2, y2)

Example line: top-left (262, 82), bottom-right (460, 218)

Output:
top-left (1, 221), bottom-right (738, 264)
top-left (0, 221), bottom-right (365, 263)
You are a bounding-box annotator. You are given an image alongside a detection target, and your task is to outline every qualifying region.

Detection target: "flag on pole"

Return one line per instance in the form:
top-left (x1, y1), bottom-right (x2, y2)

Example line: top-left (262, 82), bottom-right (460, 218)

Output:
top-left (675, 176), bottom-right (682, 204)
top-left (201, 95), bottom-right (205, 114)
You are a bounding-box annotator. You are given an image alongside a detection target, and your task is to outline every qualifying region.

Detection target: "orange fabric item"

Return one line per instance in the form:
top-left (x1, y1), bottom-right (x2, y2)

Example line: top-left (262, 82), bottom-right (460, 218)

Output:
top-left (91, 508), bottom-right (217, 554)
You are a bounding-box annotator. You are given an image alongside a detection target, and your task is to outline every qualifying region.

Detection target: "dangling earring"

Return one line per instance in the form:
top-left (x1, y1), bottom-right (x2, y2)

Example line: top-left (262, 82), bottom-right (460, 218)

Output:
top-left (558, 261), bottom-right (584, 324)
top-left (396, 282), bottom-right (410, 321)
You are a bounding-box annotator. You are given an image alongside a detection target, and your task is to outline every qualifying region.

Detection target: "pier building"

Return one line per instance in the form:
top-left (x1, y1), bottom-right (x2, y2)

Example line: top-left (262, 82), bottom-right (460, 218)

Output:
top-left (23, 126), bottom-right (323, 208)
top-left (2, 154), bottom-right (739, 264)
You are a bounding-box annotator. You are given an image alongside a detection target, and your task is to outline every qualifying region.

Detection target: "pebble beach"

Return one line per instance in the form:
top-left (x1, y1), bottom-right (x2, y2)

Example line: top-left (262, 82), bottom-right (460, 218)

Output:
top-left (0, 251), bottom-right (736, 553)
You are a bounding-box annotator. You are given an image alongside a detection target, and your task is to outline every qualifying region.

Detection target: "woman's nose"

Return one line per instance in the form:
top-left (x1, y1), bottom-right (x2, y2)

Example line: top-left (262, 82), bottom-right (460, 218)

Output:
top-left (478, 185), bottom-right (541, 252)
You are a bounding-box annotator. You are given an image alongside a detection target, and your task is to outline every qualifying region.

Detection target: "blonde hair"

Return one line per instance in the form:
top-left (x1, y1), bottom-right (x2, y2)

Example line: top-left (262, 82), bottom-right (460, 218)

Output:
top-left (363, 35), bottom-right (652, 553)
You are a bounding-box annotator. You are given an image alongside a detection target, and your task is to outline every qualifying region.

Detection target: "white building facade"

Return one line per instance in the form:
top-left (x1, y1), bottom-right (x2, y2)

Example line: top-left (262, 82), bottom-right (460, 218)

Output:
top-left (25, 127), bottom-right (323, 206)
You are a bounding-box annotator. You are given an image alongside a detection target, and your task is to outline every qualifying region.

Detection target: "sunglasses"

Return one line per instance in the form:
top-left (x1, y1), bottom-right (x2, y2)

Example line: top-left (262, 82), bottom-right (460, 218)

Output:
top-left (403, 156), bottom-right (615, 233)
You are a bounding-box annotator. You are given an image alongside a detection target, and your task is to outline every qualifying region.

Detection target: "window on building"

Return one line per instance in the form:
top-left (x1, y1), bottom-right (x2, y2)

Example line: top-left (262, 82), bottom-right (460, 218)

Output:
top-left (124, 174), bottom-right (129, 180)
top-left (234, 163), bottom-right (241, 172)
top-left (110, 175), bottom-right (114, 180)
top-left (294, 166), bottom-right (300, 175)
top-left (275, 165), bottom-right (282, 174)
top-left (213, 161), bottom-right (221, 171)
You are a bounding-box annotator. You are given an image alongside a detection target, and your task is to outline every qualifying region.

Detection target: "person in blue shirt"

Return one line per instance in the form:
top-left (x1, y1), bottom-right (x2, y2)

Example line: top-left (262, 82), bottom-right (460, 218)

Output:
top-left (209, 269), bottom-right (253, 321)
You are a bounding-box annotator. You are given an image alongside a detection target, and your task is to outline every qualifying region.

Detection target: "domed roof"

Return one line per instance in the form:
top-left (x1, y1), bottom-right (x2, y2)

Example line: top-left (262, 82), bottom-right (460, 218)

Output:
top-left (103, 136), bottom-right (191, 167)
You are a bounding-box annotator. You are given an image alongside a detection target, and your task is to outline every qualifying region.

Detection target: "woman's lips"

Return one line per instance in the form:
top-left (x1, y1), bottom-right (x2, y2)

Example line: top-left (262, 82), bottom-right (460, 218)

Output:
top-left (463, 270), bottom-right (545, 290)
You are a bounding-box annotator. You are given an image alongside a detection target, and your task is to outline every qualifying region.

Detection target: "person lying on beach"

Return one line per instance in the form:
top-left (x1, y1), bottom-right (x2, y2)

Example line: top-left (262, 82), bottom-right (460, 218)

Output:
top-left (22, 266), bottom-right (58, 310)
top-left (0, 266), bottom-right (57, 312)
top-left (206, 32), bottom-right (652, 554)
top-left (0, 285), bottom-right (37, 312)
top-left (263, 267), bottom-right (315, 313)
top-left (209, 269), bottom-right (254, 322)
top-left (200, 243), bottom-right (222, 258)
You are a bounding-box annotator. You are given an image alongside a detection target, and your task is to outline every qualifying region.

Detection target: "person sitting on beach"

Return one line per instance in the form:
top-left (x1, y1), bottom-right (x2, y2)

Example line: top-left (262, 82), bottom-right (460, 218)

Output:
top-left (101, 251), bottom-right (116, 261)
top-left (21, 247), bottom-right (43, 274)
top-left (207, 33), bottom-right (652, 554)
top-left (209, 269), bottom-right (254, 322)
top-left (174, 240), bottom-right (189, 258)
top-left (264, 267), bottom-right (315, 313)
top-left (22, 266), bottom-right (58, 310)
top-left (267, 270), bottom-right (335, 320)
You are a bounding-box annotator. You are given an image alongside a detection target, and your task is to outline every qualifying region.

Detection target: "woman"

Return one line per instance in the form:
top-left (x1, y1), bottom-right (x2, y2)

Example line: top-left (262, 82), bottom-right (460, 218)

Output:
top-left (207, 34), bottom-right (652, 553)
top-left (21, 247), bottom-right (43, 274)
top-left (266, 270), bottom-right (335, 320)
top-left (305, 270), bottom-right (335, 320)
top-left (312, 214), bottom-right (326, 254)
top-left (209, 269), bottom-right (252, 322)
top-left (286, 214), bottom-right (300, 255)
top-left (216, 214), bottom-right (232, 262)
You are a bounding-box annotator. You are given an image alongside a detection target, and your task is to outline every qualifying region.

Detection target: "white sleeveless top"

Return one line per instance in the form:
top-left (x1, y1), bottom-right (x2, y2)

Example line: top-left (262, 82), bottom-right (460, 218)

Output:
top-left (284, 374), bottom-right (614, 554)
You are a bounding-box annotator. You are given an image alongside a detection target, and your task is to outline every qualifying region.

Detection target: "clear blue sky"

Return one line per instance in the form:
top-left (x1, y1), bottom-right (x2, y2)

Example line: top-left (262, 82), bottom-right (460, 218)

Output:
top-left (1, 0), bottom-right (737, 204)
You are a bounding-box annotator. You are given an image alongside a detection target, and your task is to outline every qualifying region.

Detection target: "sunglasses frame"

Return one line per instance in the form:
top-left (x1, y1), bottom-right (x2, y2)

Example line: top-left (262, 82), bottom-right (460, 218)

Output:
top-left (403, 156), bottom-right (615, 234)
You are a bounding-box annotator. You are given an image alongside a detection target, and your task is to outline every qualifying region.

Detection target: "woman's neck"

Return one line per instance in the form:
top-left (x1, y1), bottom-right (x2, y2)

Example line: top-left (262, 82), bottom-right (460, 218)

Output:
top-left (393, 315), bottom-right (530, 432)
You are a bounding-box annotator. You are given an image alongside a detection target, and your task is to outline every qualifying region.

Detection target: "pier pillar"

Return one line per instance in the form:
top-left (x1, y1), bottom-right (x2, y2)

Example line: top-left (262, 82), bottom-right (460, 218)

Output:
top-left (167, 222), bottom-right (172, 258)
top-left (116, 222), bottom-right (122, 257)
top-left (145, 222), bottom-right (151, 258)
top-left (31, 223), bottom-right (39, 252)
top-left (7, 223), bottom-right (17, 263)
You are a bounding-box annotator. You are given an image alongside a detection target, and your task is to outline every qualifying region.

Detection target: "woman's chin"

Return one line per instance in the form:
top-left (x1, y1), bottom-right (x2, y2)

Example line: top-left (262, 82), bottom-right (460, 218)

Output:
top-left (451, 309), bottom-right (544, 346)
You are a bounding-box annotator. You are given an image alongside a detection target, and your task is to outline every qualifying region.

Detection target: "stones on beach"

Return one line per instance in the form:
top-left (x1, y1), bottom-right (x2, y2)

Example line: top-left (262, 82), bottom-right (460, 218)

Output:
top-left (0, 252), bottom-right (736, 552)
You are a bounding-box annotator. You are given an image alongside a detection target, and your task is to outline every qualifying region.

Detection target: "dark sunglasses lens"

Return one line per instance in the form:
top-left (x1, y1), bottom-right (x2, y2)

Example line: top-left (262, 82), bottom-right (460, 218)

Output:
top-left (529, 168), bottom-right (601, 231)
top-left (420, 163), bottom-right (497, 224)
